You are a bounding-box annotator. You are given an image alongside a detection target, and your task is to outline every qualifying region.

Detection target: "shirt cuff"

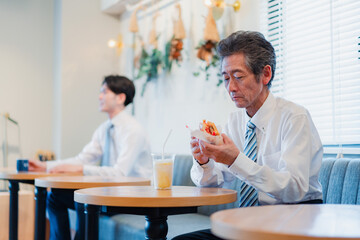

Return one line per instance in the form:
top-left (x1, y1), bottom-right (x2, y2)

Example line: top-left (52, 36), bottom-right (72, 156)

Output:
top-left (228, 151), bottom-right (257, 181)
top-left (194, 158), bottom-right (214, 168)
top-left (83, 165), bottom-right (97, 175)
top-left (46, 161), bottom-right (59, 172)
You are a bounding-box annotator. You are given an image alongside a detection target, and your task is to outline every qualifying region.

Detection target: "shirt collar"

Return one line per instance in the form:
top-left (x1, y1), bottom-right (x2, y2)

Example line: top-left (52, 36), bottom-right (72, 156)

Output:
top-left (108, 110), bottom-right (128, 127)
top-left (246, 92), bottom-right (276, 134)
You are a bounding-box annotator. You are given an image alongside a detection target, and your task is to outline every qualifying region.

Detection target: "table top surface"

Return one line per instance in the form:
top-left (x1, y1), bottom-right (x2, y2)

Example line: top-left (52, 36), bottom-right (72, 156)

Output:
top-left (211, 204), bottom-right (360, 240)
top-left (35, 175), bottom-right (151, 189)
top-left (74, 185), bottom-right (237, 207)
top-left (0, 168), bottom-right (81, 180)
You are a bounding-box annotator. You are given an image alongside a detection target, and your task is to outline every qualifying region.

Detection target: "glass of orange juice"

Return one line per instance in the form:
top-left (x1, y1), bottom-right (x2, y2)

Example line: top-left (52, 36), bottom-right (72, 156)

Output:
top-left (152, 153), bottom-right (175, 190)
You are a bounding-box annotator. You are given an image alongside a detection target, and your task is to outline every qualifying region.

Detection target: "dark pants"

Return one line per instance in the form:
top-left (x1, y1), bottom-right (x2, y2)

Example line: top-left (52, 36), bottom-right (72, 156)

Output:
top-left (47, 189), bottom-right (85, 240)
top-left (172, 199), bottom-right (323, 240)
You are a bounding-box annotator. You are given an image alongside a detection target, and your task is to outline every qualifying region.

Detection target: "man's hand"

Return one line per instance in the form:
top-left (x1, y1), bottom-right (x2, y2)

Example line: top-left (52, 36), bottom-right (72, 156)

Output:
top-left (198, 133), bottom-right (240, 166)
top-left (28, 159), bottom-right (47, 172)
top-left (49, 164), bottom-right (83, 173)
top-left (190, 136), bottom-right (209, 165)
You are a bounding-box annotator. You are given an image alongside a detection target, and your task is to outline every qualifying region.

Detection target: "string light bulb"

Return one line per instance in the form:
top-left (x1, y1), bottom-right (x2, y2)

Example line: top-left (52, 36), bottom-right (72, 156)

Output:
top-left (108, 39), bottom-right (117, 48)
top-left (107, 34), bottom-right (124, 55)
top-left (230, 0), bottom-right (241, 12)
top-left (203, 0), bottom-right (213, 7)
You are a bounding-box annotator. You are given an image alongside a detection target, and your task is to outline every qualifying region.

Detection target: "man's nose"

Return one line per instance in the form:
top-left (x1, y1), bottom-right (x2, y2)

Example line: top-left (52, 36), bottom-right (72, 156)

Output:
top-left (228, 77), bottom-right (237, 92)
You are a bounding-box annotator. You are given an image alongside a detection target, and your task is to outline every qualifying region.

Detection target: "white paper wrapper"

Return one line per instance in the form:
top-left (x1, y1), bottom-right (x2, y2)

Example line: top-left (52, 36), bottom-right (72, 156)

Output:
top-left (188, 126), bottom-right (224, 145)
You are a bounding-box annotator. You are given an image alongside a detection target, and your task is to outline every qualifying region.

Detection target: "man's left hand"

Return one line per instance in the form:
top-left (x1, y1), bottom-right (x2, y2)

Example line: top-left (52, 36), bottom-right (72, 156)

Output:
top-left (49, 164), bottom-right (83, 173)
top-left (198, 133), bottom-right (240, 166)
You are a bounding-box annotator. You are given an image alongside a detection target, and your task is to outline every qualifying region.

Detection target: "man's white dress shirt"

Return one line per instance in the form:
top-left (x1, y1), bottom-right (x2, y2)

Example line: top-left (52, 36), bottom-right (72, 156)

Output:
top-left (191, 93), bottom-right (323, 205)
top-left (47, 111), bottom-right (152, 178)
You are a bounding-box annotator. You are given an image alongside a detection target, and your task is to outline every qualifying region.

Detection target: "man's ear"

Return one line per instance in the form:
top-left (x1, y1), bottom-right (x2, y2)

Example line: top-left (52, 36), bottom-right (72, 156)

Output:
top-left (116, 93), bottom-right (126, 105)
top-left (262, 65), bottom-right (272, 85)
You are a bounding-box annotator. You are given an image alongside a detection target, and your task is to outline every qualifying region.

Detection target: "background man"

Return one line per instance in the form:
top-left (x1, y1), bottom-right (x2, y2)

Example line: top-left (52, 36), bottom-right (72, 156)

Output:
top-left (175, 31), bottom-right (323, 239)
top-left (29, 75), bottom-right (152, 240)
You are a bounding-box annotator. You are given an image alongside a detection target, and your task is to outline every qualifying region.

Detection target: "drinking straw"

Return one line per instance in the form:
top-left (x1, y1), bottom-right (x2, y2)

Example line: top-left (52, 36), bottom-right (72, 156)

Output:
top-left (162, 129), bottom-right (173, 160)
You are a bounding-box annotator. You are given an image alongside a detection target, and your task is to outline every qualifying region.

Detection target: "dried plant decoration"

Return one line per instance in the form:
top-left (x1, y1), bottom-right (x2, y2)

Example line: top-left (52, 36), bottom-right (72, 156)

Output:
top-left (148, 12), bottom-right (160, 48)
top-left (194, 7), bottom-right (222, 85)
top-left (164, 4), bottom-right (186, 72)
top-left (174, 4), bottom-right (186, 40)
top-left (197, 7), bottom-right (220, 66)
top-left (129, 5), bottom-right (145, 33)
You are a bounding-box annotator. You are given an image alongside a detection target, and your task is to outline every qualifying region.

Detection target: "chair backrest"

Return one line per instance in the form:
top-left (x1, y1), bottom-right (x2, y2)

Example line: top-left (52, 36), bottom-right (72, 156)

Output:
top-left (172, 154), bottom-right (195, 186)
top-left (319, 158), bottom-right (360, 204)
top-left (197, 178), bottom-right (242, 216)
top-left (172, 154), bottom-right (240, 215)
top-left (172, 155), bottom-right (360, 216)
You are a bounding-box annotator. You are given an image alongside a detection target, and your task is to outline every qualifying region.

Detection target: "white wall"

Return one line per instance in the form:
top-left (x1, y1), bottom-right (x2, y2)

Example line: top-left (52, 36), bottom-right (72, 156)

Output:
top-left (118, 0), bottom-right (263, 154)
top-left (0, 0), bottom-right (263, 166)
top-left (55, 0), bottom-right (120, 158)
top-left (0, 0), bottom-right (54, 167)
top-left (0, 0), bottom-right (121, 164)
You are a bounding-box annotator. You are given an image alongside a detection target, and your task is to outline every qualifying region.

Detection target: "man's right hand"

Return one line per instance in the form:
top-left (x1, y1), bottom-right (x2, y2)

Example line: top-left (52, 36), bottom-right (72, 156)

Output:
top-left (28, 159), bottom-right (47, 172)
top-left (190, 137), bottom-right (209, 165)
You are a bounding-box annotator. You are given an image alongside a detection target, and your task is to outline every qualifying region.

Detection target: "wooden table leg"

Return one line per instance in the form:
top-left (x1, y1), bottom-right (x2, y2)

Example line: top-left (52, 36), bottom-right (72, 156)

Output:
top-left (84, 204), bottom-right (100, 240)
top-left (144, 215), bottom-right (168, 240)
top-left (34, 186), bottom-right (47, 240)
top-left (9, 180), bottom-right (19, 240)
top-left (75, 202), bottom-right (85, 240)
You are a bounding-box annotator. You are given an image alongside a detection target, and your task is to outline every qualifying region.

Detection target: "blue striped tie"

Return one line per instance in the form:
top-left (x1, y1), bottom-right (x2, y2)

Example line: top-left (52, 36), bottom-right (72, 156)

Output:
top-left (239, 120), bottom-right (259, 207)
top-left (101, 124), bottom-right (114, 166)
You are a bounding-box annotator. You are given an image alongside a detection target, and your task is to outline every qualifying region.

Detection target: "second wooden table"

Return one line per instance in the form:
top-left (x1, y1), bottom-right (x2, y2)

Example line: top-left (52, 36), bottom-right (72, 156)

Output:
top-left (34, 176), bottom-right (150, 240)
top-left (0, 168), bottom-right (80, 240)
top-left (74, 185), bottom-right (237, 240)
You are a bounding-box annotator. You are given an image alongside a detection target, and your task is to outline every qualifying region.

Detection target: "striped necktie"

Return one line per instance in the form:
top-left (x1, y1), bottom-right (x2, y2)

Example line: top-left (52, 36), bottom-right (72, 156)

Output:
top-left (239, 120), bottom-right (259, 207)
top-left (101, 123), bottom-right (114, 166)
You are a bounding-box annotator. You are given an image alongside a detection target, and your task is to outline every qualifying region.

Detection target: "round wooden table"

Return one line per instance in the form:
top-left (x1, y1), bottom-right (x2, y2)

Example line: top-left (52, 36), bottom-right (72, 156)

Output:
top-left (34, 176), bottom-right (150, 240)
top-left (0, 168), bottom-right (80, 240)
top-left (211, 204), bottom-right (360, 240)
top-left (74, 185), bottom-right (237, 240)
top-left (35, 175), bottom-right (150, 189)
top-left (0, 168), bottom-right (80, 180)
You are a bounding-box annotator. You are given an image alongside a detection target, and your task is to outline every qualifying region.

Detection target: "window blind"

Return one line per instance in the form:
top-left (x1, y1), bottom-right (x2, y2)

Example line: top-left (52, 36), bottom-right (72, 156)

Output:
top-left (264, 0), bottom-right (360, 146)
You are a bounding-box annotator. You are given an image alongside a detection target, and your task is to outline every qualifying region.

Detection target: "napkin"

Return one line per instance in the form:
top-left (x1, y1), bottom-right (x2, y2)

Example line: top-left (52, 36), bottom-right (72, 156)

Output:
top-left (187, 125), bottom-right (224, 145)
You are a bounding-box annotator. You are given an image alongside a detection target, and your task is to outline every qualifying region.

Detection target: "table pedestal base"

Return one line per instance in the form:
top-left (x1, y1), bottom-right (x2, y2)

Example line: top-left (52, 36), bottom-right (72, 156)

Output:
top-left (145, 215), bottom-right (168, 240)
top-left (83, 205), bottom-right (197, 240)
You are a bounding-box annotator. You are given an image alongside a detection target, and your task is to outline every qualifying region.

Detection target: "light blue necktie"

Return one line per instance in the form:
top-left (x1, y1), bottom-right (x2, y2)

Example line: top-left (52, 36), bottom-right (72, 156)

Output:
top-left (101, 123), bottom-right (114, 166)
top-left (239, 120), bottom-right (259, 207)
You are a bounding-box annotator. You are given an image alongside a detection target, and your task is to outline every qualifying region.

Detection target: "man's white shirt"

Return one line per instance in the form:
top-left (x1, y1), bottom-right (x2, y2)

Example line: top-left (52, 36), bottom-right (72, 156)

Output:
top-left (47, 111), bottom-right (152, 178)
top-left (191, 93), bottom-right (323, 205)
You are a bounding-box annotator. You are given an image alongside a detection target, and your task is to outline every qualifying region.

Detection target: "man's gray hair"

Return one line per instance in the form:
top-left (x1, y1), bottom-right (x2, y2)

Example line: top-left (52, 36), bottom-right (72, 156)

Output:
top-left (216, 31), bottom-right (276, 88)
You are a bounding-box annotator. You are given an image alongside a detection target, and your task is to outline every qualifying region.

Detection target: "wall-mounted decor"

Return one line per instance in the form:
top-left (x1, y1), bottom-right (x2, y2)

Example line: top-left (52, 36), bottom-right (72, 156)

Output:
top-left (203, 0), bottom-right (241, 20)
top-left (127, 0), bottom-right (243, 95)
top-left (194, 7), bottom-right (222, 85)
top-left (164, 4), bottom-right (186, 72)
top-left (132, 4), bottom-right (164, 96)
top-left (107, 34), bottom-right (124, 55)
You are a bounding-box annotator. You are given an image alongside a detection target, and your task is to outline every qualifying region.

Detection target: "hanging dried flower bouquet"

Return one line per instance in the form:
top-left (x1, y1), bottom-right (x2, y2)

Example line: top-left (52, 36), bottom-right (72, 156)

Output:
top-left (194, 7), bottom-right (222, 86)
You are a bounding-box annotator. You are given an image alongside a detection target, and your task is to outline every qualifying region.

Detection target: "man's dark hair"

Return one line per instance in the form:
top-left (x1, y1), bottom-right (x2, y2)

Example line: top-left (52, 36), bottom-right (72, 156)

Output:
top-left (216, 31), bottom-right (276, 88)
top-left (102, 75), bottom-right (135, 106)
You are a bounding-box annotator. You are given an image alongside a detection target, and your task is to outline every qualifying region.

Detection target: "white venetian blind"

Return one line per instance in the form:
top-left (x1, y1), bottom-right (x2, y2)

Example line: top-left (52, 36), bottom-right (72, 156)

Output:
top-left (265, 0), bottom-right (360, 145)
